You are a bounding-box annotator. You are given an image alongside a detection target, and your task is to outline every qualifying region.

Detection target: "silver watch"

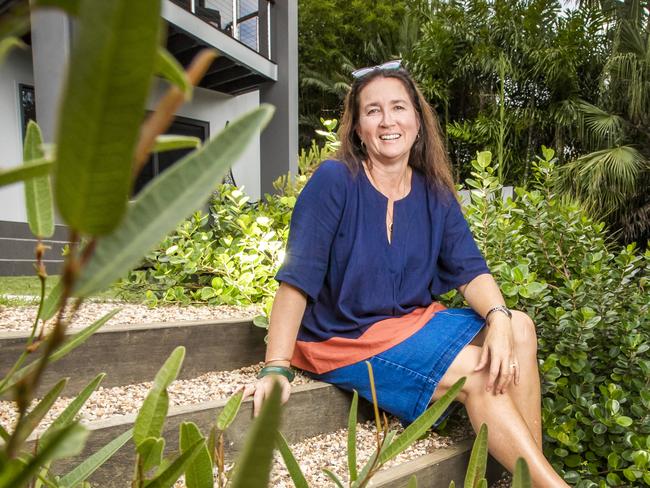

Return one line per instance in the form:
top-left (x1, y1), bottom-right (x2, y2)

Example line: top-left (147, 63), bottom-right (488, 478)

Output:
top-left (485, 305), bottom-right (512, 323)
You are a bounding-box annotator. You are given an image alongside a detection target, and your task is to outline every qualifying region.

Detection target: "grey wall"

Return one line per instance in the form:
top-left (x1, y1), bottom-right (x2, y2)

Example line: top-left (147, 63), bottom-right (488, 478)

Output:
top-left (260, 0), bottom-right (298, 194)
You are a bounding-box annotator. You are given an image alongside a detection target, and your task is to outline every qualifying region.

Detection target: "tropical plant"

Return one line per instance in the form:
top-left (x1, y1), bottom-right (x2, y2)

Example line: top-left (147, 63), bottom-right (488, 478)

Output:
top-left (0, 0), bottom-right (272, 485)
top-left (555, 0), bottom-right (650, 246)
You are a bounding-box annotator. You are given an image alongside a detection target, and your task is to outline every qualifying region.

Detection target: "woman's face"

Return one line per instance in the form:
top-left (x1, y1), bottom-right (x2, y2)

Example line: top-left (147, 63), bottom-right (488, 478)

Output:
top-left (355, 76), bottom-right (420, 167)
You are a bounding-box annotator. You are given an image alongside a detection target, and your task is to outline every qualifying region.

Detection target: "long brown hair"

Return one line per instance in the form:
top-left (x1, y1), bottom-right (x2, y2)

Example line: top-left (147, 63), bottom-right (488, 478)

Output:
top-left (336, 68), bottom-right (455, 196)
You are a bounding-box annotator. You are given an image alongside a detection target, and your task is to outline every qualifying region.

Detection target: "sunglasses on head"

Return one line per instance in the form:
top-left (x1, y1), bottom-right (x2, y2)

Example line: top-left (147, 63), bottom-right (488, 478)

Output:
top-left (351, 60), bottom-right (403, 79)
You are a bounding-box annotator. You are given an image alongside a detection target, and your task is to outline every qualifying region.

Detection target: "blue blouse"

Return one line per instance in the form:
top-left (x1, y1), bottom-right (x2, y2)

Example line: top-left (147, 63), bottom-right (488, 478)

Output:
top-left (276, 160), bottom-right (490, 346)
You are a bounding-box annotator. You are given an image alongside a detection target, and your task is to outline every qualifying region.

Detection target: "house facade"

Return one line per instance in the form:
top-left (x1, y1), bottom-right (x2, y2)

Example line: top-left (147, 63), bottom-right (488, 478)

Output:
top-left (0, 0), bottom-right (298, 275)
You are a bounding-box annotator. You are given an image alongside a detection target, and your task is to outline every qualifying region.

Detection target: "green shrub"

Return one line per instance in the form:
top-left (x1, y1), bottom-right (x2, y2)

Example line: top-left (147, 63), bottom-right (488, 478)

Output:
top-left (461, 149), bottom-right (649, 487)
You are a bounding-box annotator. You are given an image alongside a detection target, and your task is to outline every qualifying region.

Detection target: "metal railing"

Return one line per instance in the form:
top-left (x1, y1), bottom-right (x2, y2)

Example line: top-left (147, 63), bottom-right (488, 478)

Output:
top-left (172, 0), bottom-right (272, 58)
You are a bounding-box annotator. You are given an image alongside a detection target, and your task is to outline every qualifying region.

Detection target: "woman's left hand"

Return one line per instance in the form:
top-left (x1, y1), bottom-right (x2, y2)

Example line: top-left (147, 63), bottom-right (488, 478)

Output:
top-left (474, 315), bottom-right (519, 394)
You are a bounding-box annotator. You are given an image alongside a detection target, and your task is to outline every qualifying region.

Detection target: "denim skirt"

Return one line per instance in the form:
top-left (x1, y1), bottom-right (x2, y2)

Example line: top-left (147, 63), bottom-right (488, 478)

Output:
top-left (308, 308), bottom-right (485, 425)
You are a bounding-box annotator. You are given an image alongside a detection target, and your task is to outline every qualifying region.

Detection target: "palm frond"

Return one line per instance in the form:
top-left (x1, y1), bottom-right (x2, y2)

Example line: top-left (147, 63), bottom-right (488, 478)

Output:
top-left (577, 101), bottom-right (625, 146)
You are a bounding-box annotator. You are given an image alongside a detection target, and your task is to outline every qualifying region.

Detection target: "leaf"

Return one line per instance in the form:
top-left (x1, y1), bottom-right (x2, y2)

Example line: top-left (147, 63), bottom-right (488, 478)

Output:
top-left (464, 424), bottom-right (488, 488)
top-left (134, 347), bottom-right (185, 445)
top-left (54, 0), bottom-right (161, 235)
top-left (0, 160), bottom-right (52, 188)
top-left (23, 121), bottom-right (54, 238)
top-left (322, 468), bottom-right (345, 488)
top-left (0, 36), bottom-right (26, 65)
top-left (38, 277), bottom-right (63, 321)
top-left (180, 422), bottom-right (213, 488)
top-left (31, 0), bottom-right (82, 15)
top-left (0, 423), bottom-right (87, 488)
top-left (230, 382), bottom-right (282, 488)
top-left (155, 47), bottom-right (192, 98)
top-left (511, 458), bottom-right (532, 488)
top-left (449, 481), bottom-right (456, 488)
top-left (153, 135), bottom-right (201, 153)
top-left (407, 475), bottom-right (418, 487)
top-left (276, 432), bottom-right (308, 488)
top-left (137, 437), bottom-right (165, 473)
top-left (348, 390), bottom-right (359, 482)
top-left (74, 105), bottom-right (274, 297)
top-left (379, 377), bottom-right (466, 464)
top-left (216, 388), bottom-right (244, 431)
top-left (0, 424), bottom-right (9, 442)
top-left (143, 439), bottom-right (204, 488)
top-left (476, 480), bottom-right (487, 488)
top-left (58, 428), bottom-right (133, 486)
top-left (1, 309), bottom-right (119, 395)
top-left (12, 378), bottom-right (68, 448)
top-left (615, 416), bottom-right (633, 427)
top-left (43, 373), bottom-right (105, 437)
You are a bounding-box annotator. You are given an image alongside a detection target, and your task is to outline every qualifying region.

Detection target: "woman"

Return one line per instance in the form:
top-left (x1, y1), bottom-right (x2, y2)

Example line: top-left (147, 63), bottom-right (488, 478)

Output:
top-left (245, 62), bottom-right (569, 487)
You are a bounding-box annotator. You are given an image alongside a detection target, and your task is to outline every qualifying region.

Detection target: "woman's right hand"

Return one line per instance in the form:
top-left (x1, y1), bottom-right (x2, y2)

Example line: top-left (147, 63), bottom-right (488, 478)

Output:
top-left (243, 374), bottom-right (292, 417)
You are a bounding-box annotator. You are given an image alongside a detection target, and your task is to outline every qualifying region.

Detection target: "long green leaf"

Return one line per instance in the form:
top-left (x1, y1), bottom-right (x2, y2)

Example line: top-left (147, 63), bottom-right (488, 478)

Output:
top-left (137, 437), bottom-right (165, 473)
top-left (54, 0), bottom-right (161, 235)
top-left (153, 135), bottom-right (201, 153)
top-left (216, 389), bottom-right (244, 431)
top-left (230, 382), bottom-right (282, 488)
top-left (12, 378), bottom-right (67, 449)
top-left (322, 468), bottom-right (345, 488)
top-left (38, 277), bottom-right (63, 322)
top-left (43, 373), bottom-right (105, 437)
top-left (348, 390), bottom-right (359, 482)
top-left (133, 346), bottom-right (185, 445)
top-left (74, 105), bottom-right (274, 297)
top-left (1, 309), bottom-right (119, 395)
top-left (476, 479), bottom-right (487, 488)
top-left (0, 160), bottom-right (52, 188)
top-left (0, 423), bottom-right (9, 442)
top-left (31, 0), bottom-right (82, 15)
top-left (448, 481), bottom-right (455, 488)
top-left (512, 458), bottom-right (532, 488)
top-left (59, 428), bottom-right (133, 486)
top-left (407, 475), bottom-right (418, 488)
top-left (0, 423), bottom-right (87, 488)
top-left (0, 36), bottom-right (26, 65)
top-left (379, 377), bottom-right (466, 464)
top-left (23, 118), bottom-right (54, 238)
top-left (276, 431), bottom-right (308, 488)
top-left (180, 422), bottom-right (213, 488)
top-left (354, 430), bottom-right (397, 486)
top-left (155, 47), bottom-right (192, 98)
top-left (464, 424), bottom-right (488, 488)
top-left (143, 439), bottom-right (203, 488)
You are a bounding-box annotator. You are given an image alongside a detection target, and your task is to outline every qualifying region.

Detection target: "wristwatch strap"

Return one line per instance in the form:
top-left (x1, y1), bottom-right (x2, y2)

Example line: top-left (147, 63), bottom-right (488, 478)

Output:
top-left (485, 305), bottom-right (512, 323)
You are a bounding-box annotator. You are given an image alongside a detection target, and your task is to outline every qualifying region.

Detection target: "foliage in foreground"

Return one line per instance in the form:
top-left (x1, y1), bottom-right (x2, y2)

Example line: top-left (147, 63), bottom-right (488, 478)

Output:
top-left (0, 0), bottom-right (272, 485)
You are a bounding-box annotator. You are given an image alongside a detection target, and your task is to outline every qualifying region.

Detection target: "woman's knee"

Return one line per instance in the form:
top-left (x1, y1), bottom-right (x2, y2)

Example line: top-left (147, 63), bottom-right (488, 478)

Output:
top-left (433, 345), bottom-right (488, 402)
top-left (511, 310), bottom-right (538, 355)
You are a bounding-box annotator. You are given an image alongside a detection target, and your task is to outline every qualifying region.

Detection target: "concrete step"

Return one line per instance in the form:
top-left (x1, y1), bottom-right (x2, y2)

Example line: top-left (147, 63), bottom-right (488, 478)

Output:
top-left (0, 319), bottom-right (266, 395)
top-left (48, 381), bottom-right (374, 487)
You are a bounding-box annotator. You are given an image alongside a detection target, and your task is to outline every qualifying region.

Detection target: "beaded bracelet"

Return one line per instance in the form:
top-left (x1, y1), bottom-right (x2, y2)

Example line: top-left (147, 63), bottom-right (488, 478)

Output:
top-left (257, 365), bottom-right (295, 383)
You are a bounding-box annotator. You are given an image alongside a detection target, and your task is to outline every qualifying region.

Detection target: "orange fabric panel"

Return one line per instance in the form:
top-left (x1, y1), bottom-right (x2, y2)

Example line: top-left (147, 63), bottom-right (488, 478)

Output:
top-left (291, 302), bottom-right (447, 374)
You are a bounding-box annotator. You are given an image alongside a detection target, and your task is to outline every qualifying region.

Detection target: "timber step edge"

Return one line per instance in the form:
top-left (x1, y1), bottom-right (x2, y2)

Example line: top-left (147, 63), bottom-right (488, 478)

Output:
top-left (0, 318), bottom-right (265, 395)
top-left (44, 381), bottom-right (374, 487)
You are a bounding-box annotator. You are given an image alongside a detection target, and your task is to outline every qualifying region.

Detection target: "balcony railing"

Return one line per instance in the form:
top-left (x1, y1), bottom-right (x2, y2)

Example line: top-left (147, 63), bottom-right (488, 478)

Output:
top-left (171, 0), bottom-right (273, 59)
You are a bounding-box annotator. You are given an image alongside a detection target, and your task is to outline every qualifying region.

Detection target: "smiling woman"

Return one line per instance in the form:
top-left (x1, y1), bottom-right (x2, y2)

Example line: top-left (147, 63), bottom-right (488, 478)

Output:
top-left (245, 63), bottom-right (571, 487)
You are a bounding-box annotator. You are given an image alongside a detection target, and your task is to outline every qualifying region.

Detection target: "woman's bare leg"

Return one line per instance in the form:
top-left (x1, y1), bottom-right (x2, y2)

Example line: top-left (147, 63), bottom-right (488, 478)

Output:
top-left (432, 343), bottom-right (567, 487)
top-left (470, 311), bottom-right (542, 447)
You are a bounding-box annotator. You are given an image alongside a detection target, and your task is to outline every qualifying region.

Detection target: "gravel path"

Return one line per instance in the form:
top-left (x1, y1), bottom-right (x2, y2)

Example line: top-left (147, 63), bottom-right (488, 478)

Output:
top-left (0, 302), bottom-right (261, 333)
top-left (0, 363), bottom-right (311, 435)
top-left (171, 416), bottom-right (475, 488)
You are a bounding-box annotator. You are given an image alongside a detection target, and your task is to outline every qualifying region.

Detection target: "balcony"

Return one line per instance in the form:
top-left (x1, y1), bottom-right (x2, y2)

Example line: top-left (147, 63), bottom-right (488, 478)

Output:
top-left (165, 0), bottom-right (277, 95)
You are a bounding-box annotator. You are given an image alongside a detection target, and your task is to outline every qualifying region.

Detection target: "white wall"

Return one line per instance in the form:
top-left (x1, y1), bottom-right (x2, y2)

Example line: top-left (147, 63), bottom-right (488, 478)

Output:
top-left (0, 47), bottom-right (34, 222)
top-left (147, 82), bottom-right (262, 201)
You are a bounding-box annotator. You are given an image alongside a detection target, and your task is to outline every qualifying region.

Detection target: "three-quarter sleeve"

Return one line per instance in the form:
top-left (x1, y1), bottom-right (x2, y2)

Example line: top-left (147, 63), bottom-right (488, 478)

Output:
top-left (275, 161), bottom-right (347, 300)
top-left (430, 195), bottom-right (490, 295)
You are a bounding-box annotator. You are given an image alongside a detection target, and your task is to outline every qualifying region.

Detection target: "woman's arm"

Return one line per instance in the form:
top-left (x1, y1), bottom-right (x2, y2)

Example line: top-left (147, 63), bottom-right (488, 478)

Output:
top-left (458, 273), bottom-right (518, 394)
top-left (248, 282), bottom-right (307, 416)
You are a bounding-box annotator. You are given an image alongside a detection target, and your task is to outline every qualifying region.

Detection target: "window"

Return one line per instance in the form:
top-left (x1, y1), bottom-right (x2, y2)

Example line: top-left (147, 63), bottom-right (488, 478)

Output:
top-left (19, 84), bottom-right (36, 140)
top-left (133, 116), bottom-right (210, 195)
